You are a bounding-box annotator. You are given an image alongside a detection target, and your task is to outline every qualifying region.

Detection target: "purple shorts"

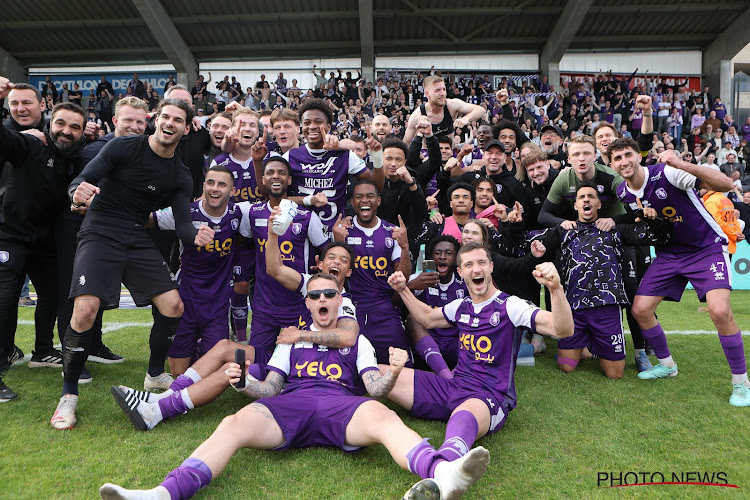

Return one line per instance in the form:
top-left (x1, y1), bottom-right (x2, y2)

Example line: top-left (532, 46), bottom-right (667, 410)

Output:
top-left (250, 310), bottom-right (306, 354)
top-left (167, 297), bottom-right (230, 359)
top-left (637, 250), bottom-right (732, 301)
top-left (357, 304), bottom-right (411, 365)
top-left (232, 243), bottom-right (255, 283)
top-left (558, 305), bottom-right (625, 361)
top-left (412, 370), bottom-right (509, 434)
top-left (258, 392), bottom-right (371, 451)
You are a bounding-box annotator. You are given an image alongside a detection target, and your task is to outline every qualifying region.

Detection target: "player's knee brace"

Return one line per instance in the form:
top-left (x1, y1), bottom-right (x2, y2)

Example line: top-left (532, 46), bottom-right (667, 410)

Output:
top-left (63, 327), bottom-right (92, 373)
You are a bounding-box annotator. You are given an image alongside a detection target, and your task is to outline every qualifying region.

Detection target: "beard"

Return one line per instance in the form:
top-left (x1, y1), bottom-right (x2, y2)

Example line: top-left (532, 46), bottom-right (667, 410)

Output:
top-left (51, 131), bottom-right (77, 152)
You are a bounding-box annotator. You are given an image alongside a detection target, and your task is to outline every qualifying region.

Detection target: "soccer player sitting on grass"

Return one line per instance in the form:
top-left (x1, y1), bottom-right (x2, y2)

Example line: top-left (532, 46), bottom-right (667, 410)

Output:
top-left (610, 137), bottom-right (750, 406)
top-left (100, 273), bottom-right (490, 500)
top-left (386, 243), bottom-right (573, 498)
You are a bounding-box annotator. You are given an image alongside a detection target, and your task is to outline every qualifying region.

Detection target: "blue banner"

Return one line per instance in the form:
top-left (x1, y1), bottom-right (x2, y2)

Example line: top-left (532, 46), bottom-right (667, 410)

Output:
top-left (732, 241), bottom-right (750, 290)
top-left (29, 72), bottom-right (172, 97)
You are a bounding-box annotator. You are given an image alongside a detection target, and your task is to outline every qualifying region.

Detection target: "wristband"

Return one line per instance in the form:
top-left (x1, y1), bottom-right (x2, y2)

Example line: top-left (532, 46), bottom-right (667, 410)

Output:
top-left (429, 209), bottom-right (439, 216)
top-left (303, 195), bottom-right (313, 206)
top-left (405, 179), bottom-right (417, 187)
top-left (642, 114), bottom-right (652, 117)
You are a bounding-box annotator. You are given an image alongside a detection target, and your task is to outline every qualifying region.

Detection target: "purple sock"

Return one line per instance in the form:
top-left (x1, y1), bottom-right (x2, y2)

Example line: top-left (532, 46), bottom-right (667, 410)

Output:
top-left (160, 457), bottom-right (212, 500)
top-left (719, 331), bottom-right (747, 375)
top-left (438, 410), bottom-right (479, 462)
top-left (158, 389), bottom-right (191, 420)
top-left (230, 293), bottom-right (248, 342)
top-left (641, 323), bottom-right (671, 359)
top-left (406, 438), bottom-right (442, 479)
top-left (169, 374), bottom-right (195, 392)
top-left (415, 337), bottom-right (452, 379)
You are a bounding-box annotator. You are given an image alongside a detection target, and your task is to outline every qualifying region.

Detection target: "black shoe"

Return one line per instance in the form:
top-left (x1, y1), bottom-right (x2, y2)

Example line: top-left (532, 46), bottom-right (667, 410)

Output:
top-left (29, 349), bottom-right (63, 368)
top-left (88, 344), bottom-right (125, 364)
top-left (0, 378), bottom-right (18, 402)
top-left (1, 345), bottom-right (25, 372)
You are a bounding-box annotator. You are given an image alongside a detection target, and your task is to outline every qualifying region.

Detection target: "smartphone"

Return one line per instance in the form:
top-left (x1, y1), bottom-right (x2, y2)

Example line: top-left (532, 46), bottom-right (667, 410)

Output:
top-left (423, 260), bottom-right (437, 272)
top-left (233, 349), bottom-right (246, 389)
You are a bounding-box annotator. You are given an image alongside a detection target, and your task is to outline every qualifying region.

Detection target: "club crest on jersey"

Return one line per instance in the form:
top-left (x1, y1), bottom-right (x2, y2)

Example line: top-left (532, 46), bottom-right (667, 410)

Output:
top-left (384, 237), bottom-right (394, 248)
top-left (456, 289), bottom-right (465, 299)
top-left (46, 158), bottom-right (54, 168)
top-left (597, 185), bottom-right (604, 193)
top-left (234, 266), bottom-right (242, 275)
top-left (339, 347), bottom-right (351, 355)
top-left (0, 251), bottom-right (8, 263)
top-left (292, 222), bottom-right (302, 235)
top-left (231, 219), bottom-right (239, 230)
top-left (490, 312), bottom-right (501, 326)
top-left (655, 188), bottom-right (667, 199)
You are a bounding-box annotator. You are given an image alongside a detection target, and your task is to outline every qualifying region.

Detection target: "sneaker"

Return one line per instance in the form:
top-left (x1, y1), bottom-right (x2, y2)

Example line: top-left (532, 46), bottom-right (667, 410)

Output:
top-left (1, 345), bottom-right (25, 372)
top-left (61, 366), bottom-right (93, 384)
top-left (634, 351), bottom-right (653, 373)
top-left (50, 394), bottom-right (78, 430)
top-left (117, 385), bottom-right (159, 404)
top-left (99, 483), bottom-right (170, 500)
top-left (18, 297), bottom-right (36, 307)
top-left (433, 446), bottom-right (490, 500)
top-left (88, 344), bottom-right (125, 364)
top-left (110, 386), bottom-right (153, 431)
top-left (29, 349), bottom-right (63, 368)
top-left (729, 384), bottom-right (750, 407)
top-left (530, 334), bottom-right (546, 355)
top-left (144, 372), bottom-right (174, 392)
top-left (402, 478), bottom-right (440, 500)
top-left (0, 378), bottom-right (18, 403)
top-left (637, 363), bottom-right (678, 380)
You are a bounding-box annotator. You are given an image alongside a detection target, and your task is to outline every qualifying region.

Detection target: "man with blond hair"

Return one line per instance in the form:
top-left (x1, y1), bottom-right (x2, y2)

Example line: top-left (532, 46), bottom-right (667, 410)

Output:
top-left (404, 75), bottom-right (485, 143)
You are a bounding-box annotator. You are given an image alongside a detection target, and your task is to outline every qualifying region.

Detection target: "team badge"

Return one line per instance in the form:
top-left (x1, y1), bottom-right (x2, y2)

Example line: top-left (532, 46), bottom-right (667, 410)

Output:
top-left (384, 237), bottom-right (393, 248)
top-left (234, 266), bottom-right (242, 275)
top-left (597, 185), bottom-right (604, 193)
top-left (456, 289), bottom-right (465, 299)
top-left (231, 219), bottom-right (239, 230)
top-left (339, 347), bottom-right (351, 355)
top-left (655, 188), bottom-right (667, 200)
top-left (292, 223), bottom-right (302, 235)
top-left (489, 312), bottom-right (501, 326)
top-left (0, 251), bottom-right (8, 263)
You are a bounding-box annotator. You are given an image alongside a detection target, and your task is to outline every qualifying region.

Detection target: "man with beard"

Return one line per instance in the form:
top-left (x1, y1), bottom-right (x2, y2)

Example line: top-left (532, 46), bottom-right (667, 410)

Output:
top-left (0, 79), bottom-right (87, 402)
top-left (205, 111), bottom-right (232, 172)
top-left (404, 76), bottom-right (486, 144)
top-left (242, 157), bottom-right (329, 356)
top-left (51, 99), bottom-right (208, 429)
top-left (333, 180), bottom-right (412, 364)
top-left (212, 108), bottom-right (265, 345)
top-left (538, 124), bottom-right (567, 170)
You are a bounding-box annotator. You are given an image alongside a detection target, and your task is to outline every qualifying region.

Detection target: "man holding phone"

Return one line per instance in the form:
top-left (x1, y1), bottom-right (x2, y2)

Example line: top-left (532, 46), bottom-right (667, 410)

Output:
top-left (101, 273), bottom-right (490, 500)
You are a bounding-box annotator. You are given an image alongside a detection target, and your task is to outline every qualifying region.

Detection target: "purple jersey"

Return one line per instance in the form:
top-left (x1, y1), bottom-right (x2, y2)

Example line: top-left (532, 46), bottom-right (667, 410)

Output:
top-left (211, 153), bottom-right (263, 204)
top-left (284, 145), bottom-right (367, 229)
top-left (154, 200), bottom-right (249, 302)
top-left (443, 291), bottom-right (540, 409)
top-left (616, 164), bottom-right (727, 256)
top-left (413, 272), bottom-right (466, 351)
top-left (267, 334), bottom-right (378, 396)
top-left (244, 201), bottom-right (329, 317)
top-left (347, 217), bottom-right (402, 308)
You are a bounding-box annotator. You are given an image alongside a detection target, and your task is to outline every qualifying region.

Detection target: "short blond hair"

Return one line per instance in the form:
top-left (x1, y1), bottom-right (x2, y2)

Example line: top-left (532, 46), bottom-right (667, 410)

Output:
top-left (270, 107), bottom-right (300, 126)
top-left (231, 107), bottom-right (260, 125)
top-left (423, 76), bottom-right (444, 90)
top-left (520, 149), bottom-right (548, 171)
top-left (114, 96), bottom-right (149, 116)
top-left (568, 134), bottom-right (597, 152)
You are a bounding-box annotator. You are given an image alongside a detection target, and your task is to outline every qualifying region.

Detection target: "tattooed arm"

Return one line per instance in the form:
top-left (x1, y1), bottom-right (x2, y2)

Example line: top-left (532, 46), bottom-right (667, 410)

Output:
top-left (226, 363), bottom-right (286, 399)
top-left (362, 347), bottom-right (408, 398)
top-left (277, 317), bottom-right (358, 348)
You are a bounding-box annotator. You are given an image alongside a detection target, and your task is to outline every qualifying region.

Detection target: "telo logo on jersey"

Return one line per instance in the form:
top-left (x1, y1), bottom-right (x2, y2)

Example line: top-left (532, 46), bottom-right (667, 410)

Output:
top-left (655, 188), bottom-right (668, 199)
top-left (300, 156), bottom-right (337, 176)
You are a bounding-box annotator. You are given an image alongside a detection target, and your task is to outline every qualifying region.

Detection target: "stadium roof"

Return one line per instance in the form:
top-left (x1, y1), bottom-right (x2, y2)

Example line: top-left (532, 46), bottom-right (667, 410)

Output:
top-left (1, 0), bottom-right (748, 67)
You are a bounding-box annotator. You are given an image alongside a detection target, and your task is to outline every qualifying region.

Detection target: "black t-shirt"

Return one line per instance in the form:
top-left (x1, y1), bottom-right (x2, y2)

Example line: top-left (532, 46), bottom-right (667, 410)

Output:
top-left (69, 135), bottom-right (196, 243)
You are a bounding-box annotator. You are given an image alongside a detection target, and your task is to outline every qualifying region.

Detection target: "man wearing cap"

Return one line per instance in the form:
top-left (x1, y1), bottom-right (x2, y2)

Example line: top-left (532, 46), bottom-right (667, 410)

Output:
top-left (539, 124), bottom-right (568, 170)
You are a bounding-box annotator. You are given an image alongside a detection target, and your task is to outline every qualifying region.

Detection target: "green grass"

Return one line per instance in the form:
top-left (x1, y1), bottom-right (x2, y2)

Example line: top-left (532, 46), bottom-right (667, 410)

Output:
top-left (2, 290), bottom-right (750, 499)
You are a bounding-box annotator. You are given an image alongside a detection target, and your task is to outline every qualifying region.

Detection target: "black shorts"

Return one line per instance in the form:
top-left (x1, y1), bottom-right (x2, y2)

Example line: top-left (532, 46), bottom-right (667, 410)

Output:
top-left (69, 228), bottom-right (178, 309)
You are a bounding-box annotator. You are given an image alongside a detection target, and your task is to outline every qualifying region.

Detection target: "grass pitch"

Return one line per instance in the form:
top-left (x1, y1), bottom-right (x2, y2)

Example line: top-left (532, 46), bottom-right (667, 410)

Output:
top-left (2, 290), bottom-right (749, 499)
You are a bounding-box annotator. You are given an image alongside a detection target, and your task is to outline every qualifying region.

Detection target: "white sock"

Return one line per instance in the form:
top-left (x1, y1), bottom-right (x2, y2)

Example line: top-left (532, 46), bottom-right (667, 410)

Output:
top-left (180, 388), bottom-right (195, 410)
top-left (731, 372), bottom-right (750, 386)
top-left (184, 367), bottom-right (202, 384)
top-left (657, 355), bottom-right (675, 368)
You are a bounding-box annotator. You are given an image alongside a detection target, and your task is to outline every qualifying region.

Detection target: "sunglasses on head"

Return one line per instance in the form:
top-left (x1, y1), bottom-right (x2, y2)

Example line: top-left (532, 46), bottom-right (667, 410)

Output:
top-left (306, 289), bottom-right (338, 300)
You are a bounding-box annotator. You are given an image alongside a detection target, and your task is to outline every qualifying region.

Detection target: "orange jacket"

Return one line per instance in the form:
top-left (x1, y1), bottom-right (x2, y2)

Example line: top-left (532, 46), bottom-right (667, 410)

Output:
top-left (702, 191), bottom-right (741, 253)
